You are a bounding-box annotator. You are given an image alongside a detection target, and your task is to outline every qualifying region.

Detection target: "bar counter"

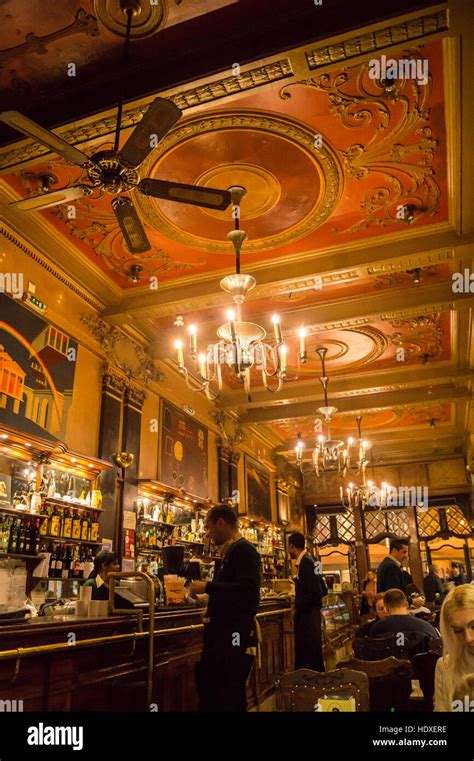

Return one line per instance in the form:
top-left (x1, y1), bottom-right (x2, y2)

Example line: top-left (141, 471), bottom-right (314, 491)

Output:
top-left (0, 597), bottom-right (293, 712)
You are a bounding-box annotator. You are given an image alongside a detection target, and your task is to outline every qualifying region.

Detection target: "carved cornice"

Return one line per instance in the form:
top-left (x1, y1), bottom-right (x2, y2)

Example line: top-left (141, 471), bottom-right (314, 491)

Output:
top-left (82, 314), bottom-right (165, 385)
top-left (304, 9), bottom-right (448, 70)
top-left (0, 61), bottom-right (293, 171)
top-left (0, 225), bottom-right (104, 311)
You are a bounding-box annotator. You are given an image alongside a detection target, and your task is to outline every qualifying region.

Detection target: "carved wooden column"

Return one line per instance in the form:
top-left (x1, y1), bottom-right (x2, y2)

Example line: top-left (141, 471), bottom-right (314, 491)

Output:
top-left (407, 506), bottom-right (424, 590)
top-left (217, 440), bottom-right (231, 503)
top-left (98, 368), bottom-right (124, 546)
top-left (229, 449), bottom-right (240, 503)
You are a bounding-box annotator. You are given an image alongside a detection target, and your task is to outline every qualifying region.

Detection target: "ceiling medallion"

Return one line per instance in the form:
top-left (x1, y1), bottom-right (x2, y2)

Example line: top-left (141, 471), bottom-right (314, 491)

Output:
top-left (93, 0), bottom-right (166, 38)
top-left (135, 111), bottom-right (343, 252)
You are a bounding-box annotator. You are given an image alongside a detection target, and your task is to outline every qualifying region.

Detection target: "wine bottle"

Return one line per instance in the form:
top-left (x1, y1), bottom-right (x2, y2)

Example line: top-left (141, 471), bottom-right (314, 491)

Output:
top-left (29, 518), bottom-right (40, 555)
top-left (72, 547), bottom-right (81, 579)
top-left (55, 545), bottom-right (64, 579)
top-left (62, 508), bottom-right (72, 539)
top-left (16, 519), bottom-right (26, 555)
top-left (90, 512), bottom-right (99, 543)
top-left (79, 548), bottom-right (85, 580)
top-left (49, 545), bottom-right (57, 577)
top-left (62, 547), bottom-right (71, 579)
top-left (23, 519), bottom-right (32, 555)
top-left (71, 510), bottom-right (81, 540)
top-left (39, 505), bottom-right (50, 537)
top-left (49, 505), bottom-right (62, 538)
top-left (80, 514), bottom-right (90, 542)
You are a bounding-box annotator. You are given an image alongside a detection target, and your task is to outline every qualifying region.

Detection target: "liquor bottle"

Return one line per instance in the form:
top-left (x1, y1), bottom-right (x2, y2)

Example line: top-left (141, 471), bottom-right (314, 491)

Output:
top-left (62, 508), bottom-right (73, 539)
top-left (1, 516), bottom-right (10, 552)
top-left (72, 547), bottom-right (81, 579)
top-left (79, 548), bottom-right (86, 580)
top-left (90, 512), bottom-right (99, 543)
top-left (49, 545), bottom-right (57, 578)
top-left (80, 513), bottom-right (90, 542)
top-left (62, 547), bottom-right (71, 579)
top-left (39, 504), bottom-right (50, 537)
top-left (49, 505), bottom-right (62, 538)
top-left (15, 519), bottom-right (26, 555)
top-left (55, 545), bottom-right (64, 579)
top-left (29, 518), bottom-right (40, 555)
top-left (7, 518), bottom-right (19, 554)
top-left (23, 519), bottom-right (32, 555)
top-left (71, 510), bottom-right (81, 540)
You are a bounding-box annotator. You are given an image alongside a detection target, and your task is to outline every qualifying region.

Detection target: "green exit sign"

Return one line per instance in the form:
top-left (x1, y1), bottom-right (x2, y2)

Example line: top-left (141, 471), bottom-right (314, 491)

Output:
top-left (22, 292), bottom-right (47, 314)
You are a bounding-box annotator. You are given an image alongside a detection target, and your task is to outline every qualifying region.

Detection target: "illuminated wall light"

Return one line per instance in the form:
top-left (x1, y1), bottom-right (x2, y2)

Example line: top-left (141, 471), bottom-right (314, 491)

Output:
top-left (0, 434), bottom-right (8, 440)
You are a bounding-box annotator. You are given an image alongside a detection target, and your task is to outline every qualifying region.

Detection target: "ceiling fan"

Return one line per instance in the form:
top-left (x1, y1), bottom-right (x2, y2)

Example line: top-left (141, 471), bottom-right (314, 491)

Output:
top-left (0, 4), bottom-right (232, 254)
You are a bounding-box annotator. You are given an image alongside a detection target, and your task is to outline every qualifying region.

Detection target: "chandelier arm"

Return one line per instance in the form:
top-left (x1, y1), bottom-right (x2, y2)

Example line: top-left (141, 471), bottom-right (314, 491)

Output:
top-left (261, 343), bottom-right (282, 378)
top-left (243, 368), bottom-right (252, 403)
top-left (261, 370), bottom-right (283, 394)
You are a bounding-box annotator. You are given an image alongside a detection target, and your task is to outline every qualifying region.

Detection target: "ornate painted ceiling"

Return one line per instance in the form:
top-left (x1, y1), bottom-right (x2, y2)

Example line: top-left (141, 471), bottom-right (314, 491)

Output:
top-left (0, 2), bottom-right (472, 483)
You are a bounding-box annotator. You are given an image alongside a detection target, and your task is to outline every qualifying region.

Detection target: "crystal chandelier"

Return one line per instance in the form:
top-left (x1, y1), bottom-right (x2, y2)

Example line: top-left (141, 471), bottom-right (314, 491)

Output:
top-left (294, 349), bottom-right (371, 477)
top-left (312, 347), bottom-right (346, 476)
top-left (174, 186), bottom-right (307, 402)
top-left (341, 479), bottom-right (393, 511)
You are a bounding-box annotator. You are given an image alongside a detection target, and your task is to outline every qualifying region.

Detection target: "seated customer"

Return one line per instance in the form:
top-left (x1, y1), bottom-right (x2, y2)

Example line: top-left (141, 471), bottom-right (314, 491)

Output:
top-left (434, 584), bottom-right (474, 711)
top-left (408, 592), bottom-right (432, 617)
top-left (371, 588), bottom-right (439, 647)
top-left (355, 593), bottom-right (388, 638)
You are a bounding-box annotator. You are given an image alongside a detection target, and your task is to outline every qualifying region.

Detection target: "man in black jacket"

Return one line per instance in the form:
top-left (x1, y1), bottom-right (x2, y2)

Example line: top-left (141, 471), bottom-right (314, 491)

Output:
top-left (190, 504), bottom-right (261, 712)
top-left (288, 532), bottom-right (327, 672)
top-left (377, 538), bottom-right (409, 593)
top-left (423, 564), bottom-right (443, 603)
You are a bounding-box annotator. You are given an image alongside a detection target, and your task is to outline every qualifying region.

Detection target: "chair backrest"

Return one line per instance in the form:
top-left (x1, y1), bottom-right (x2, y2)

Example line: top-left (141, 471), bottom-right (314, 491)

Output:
top-left (413, 651), bottom-right (441, 708)
top-left (353, 631), bottom-right (433, 662)
top-left (275, 668), bottom-right (369, 712)
top-left (337, 656), bottom-right (413, 712)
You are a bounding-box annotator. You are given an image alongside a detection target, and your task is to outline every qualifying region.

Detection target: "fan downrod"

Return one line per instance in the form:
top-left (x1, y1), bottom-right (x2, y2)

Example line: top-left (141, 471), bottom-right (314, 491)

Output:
top-left (120, 0), bottom-right (142, 16)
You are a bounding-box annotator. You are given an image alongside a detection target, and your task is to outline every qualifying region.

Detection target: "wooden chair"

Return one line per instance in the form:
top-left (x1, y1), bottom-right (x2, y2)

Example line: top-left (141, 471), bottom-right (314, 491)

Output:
top-left (353, 632), bottom-right (437, 662)
top-left (413, 650), bottom-right (441, 711)
top-left (337, 656), bottom-right (412, 712)
top-left (275, 668), bottom-right (369, 712)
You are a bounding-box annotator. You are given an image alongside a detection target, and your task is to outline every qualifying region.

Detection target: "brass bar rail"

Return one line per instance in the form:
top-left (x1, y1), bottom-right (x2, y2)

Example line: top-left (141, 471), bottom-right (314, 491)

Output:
top-left (0, 604), bottom-right (292, 692)
top-left (107, 571), bottom-right (156, 707)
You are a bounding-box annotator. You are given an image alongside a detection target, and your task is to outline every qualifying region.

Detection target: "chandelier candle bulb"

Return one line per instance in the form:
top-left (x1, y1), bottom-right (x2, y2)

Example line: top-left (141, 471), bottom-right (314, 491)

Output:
top-left (174, 340), bottom-right (184, 369)
top-left (197, 353), bottom-right (207, 379)
top-left (272, 314), bottom-right (283, 344)
top-left (299, 328), bottom-right (307, 361)
top-left (188, 325), bottom-right (198, 356)
top-left (280, 344), bottom-right (287, 373)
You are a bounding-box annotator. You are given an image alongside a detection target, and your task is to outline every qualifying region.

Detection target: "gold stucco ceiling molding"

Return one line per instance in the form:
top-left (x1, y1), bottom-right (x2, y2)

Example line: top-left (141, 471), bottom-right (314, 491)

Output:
top-left (303, 9), bottom-right (448, 70)
top-left (134, 111), bottom-right (343, 252)
top-left (380, 303), bottom-right (454, 321)
top-left (367, 248), bottom-right (455, 275)
top-left (81, 314), bottom-right (165, 384)
top-left (282, 46), bottom-right (441, 234)
top-left (0, 225), bottom-right (104, 312)
top-left (0, 60), bottom-right (293, 172)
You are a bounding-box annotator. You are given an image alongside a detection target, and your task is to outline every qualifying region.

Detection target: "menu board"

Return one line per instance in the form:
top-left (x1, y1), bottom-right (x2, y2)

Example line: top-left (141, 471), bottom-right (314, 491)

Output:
top-left (159, 400), bottom-right (208, 498)
top-left (245, 455), bottom-right (272, 521)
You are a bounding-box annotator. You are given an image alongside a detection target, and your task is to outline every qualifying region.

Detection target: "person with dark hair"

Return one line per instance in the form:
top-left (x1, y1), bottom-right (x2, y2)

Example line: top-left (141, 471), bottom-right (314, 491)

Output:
top-left (288, 532), bottom-right (327, 671)
top-left (371, 588), bottom-right (438, 644)
top-left (83, 550), bottom-right (120, 601)
top-left (190, 504), bottom-right (261, 712)
top-left (423, 564), bottom-right (443, 604)
top-left (355, 593), bottom-right (388, 638)
top-left (451, 563), bottom-right (467, 586)
top-left (376, 538), bottom-right (409, 593)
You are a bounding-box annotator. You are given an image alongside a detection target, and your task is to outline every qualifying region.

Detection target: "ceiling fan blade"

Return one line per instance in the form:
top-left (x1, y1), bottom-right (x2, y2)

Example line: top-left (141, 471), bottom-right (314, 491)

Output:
top-left (0, 111), bottom-right (92, 167)
top-left (119, 98), bottom-right (182, 168)
top-left (138, 179), bottom-right (232, 211)
top-left (11, 185), bottom-right (92, 211)
top-left (112, 197), bottom-right (151, 254)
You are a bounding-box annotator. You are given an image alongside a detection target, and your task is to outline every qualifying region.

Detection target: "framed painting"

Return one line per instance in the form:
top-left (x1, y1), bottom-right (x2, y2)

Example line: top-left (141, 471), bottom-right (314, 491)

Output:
top-left (159, 400), bottom-right (208, 498)
top-left (245, 455), bottom-right (272, 521)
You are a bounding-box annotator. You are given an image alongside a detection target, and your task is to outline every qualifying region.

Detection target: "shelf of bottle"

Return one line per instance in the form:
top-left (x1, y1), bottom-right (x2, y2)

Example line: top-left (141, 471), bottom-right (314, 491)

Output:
top-left (0, 551), bottom-right (41, 560)
top-left (0, 504), bottom-right (40, 519)
top-left (137, 517), bottom-right (178, 528)
top-left (44, 576), bottom-right (86, 582)
top-left (41, 535), bottom-right (101, 546)
top-left (44, 498), bottom-right (104, 513)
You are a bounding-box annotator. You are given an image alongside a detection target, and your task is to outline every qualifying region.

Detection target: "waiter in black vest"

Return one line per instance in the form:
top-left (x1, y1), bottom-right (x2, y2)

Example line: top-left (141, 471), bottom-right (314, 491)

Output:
top-left (288, 532), bottom-right (327, 672)
top-left (190, 504), bottom-right (261, 712)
